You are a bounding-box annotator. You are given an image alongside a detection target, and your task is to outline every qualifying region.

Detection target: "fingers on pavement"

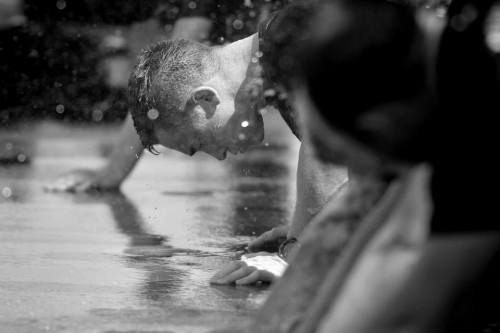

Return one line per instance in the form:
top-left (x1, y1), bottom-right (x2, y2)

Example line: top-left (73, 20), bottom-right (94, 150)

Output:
top-left (210, 263), bottom-right (256, 285)
top-left (248, 230), bottom-right (272, 251)
top-left (235, 270), bottom-right (261, 285)
top-left (210, 261), bottom-right (246, 284)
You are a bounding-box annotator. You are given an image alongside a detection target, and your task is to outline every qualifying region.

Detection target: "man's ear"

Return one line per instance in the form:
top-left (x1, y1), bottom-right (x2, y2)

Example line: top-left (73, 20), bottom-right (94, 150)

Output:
top-left (191, 86), bottom-right (220, 118)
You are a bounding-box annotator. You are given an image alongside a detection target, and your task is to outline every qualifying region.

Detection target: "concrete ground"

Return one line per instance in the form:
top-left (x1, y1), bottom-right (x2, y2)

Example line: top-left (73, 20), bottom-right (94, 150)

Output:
top-left (0, 110), bottom-right (300, 333)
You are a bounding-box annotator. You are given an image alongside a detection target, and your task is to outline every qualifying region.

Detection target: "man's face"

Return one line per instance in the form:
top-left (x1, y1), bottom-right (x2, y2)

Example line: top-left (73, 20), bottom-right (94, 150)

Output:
top-left (154, 76), bottom-right (264, 160)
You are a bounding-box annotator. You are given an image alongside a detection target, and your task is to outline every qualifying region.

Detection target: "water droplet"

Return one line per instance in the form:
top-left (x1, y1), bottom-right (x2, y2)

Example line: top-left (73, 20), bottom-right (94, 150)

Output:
top-left (450, 5), bottom-right (478, 32)
top-left (2, 187), bottom-right (12, 198)
top-left (436, 7), bottom-right (446, 18)
top-left (92, 109), bottom-right (103, 122)
top-left (188, 1), bottom-right (197, 9)
top-left (255, 51), bottom-right (263, 58)
top-left (147, 108), bottom-right (159, 120)
top-left (238, 133), bottom-right (246, 141)
top-left (251, 57), bottom-right (258, 63)
top-left (5, 142), bottom-right (13, 150)
top-left (164, 24), bottom-right (173, 33)
top-left (264, 89), bottom-right (276, 97)
top-left (28, 49), bottom-right (39, 58)
top-left (450, 15), bottom-right (467, 32)
top-left (462, 5), bottom-right (478, 23)
top-left (278, 92), bottom-right (288, 100)
top-left (241, 120), bottom-right (249, 128)
top-left (56, 0), bottom-right (66, 10)
top-left (55, 104), bottom-right (65, 114)
top-left (167, 7), bottom-right (179, 19)
top-left (104, 34), bottom-right (126, 49)
top-left (17, 154), bottom-right (26, 163)
top-left (233, 19), bottom-right (244, 30)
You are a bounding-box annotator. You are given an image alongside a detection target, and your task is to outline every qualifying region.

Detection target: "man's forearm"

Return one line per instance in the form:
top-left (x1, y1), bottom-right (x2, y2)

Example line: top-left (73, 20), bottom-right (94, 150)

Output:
top-left (100, 113), bottom-right (144, 185)
top-left (288, 141), bottom-right (348, 240)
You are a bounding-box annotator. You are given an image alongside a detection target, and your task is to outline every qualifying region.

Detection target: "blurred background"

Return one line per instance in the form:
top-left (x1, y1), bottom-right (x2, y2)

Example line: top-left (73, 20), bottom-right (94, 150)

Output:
top-left (0, 0), bottom-right (294, 125)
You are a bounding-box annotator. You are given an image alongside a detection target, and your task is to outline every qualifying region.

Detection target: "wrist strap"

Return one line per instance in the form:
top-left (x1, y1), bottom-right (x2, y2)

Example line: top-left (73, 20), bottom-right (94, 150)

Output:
top-left (278, 237), bottom-right (299, 260)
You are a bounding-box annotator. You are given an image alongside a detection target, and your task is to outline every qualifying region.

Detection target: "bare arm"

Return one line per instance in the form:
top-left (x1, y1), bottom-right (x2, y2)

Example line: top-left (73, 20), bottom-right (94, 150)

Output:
top-left (243, 35), bottom-right (348, 254)
top-left (100, 113), bottom-right (144, 185)
top-left (262, 141), bottom-right (348, 259)
top-left (288, 141), bottom-right (347, 240)
top-left (212, 149), bottom-right (348, 284)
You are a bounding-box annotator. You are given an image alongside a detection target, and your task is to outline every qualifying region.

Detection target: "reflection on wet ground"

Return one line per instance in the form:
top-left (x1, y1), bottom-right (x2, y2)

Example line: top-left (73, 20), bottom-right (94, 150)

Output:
top-left (0, 112), bottom-right (299, 332)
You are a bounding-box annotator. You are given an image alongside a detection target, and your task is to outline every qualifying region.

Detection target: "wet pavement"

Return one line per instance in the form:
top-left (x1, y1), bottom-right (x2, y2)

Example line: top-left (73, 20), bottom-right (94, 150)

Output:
top-left (0, 111), bottom-right (300, 332)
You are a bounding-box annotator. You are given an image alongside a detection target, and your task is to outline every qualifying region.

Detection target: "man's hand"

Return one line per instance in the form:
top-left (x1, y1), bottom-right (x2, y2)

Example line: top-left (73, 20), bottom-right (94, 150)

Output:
top-left (210, 252), bottom-right (287, 285)
top-left (247, 226), bottom-right (289, 252)
top-left (44, 169), bottom-right (120, 193)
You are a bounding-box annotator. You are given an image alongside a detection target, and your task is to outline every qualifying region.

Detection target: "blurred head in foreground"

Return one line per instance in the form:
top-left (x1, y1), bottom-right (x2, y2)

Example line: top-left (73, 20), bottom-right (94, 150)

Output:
top-left (297, 0), bottom-right (433, 179)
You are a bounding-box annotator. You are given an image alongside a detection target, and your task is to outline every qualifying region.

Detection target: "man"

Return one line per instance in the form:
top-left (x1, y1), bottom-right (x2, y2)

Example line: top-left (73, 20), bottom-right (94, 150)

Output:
top-left (46, 1), bottom-right (345, 283)
top-left (44, 0), bottom-right (294, 192)
top-left (127, 2), bottom-right (346, 284)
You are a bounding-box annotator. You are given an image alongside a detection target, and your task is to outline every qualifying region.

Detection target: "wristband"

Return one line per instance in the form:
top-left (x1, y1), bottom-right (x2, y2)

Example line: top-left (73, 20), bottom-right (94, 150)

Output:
top-left (278, 237), bottom-right (299, 260)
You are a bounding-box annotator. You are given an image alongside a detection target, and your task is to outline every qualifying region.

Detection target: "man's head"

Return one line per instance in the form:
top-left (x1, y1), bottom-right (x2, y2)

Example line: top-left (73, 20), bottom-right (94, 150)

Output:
top-left (129, 39), bottom-right (264, 160)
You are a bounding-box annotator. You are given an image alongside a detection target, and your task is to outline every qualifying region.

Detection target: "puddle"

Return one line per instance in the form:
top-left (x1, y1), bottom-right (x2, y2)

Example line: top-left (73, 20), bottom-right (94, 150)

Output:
top-left (0, 119), bottom-right (300, 332)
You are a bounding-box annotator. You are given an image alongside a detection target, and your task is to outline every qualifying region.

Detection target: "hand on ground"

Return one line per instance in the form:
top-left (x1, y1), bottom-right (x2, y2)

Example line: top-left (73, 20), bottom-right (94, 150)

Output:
top-left (210, 252), bottom-right (287, 285)
top-left (247, 226), bottom-right (288, 252)
top-left (44, 169), bottom-right (120, 193)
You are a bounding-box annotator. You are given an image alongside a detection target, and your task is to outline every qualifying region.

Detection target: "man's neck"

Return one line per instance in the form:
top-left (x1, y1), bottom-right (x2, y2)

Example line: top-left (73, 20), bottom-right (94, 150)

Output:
top-left (213, 34), bottom-right (259, 88)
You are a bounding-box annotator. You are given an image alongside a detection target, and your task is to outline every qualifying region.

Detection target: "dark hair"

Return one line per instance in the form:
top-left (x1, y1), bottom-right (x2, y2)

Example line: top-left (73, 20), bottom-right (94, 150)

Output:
top-left (302, 0), bottom-right (432, 163)
top-left (128, 39), bottom-right (217, 153)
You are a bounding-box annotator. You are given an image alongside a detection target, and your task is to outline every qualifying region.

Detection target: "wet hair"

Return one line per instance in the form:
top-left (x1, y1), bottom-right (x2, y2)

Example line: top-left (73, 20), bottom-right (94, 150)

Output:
top-left (128, 39), bottom-right (218, 153)
top-left (301, 0), bottom-right (433, 163)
